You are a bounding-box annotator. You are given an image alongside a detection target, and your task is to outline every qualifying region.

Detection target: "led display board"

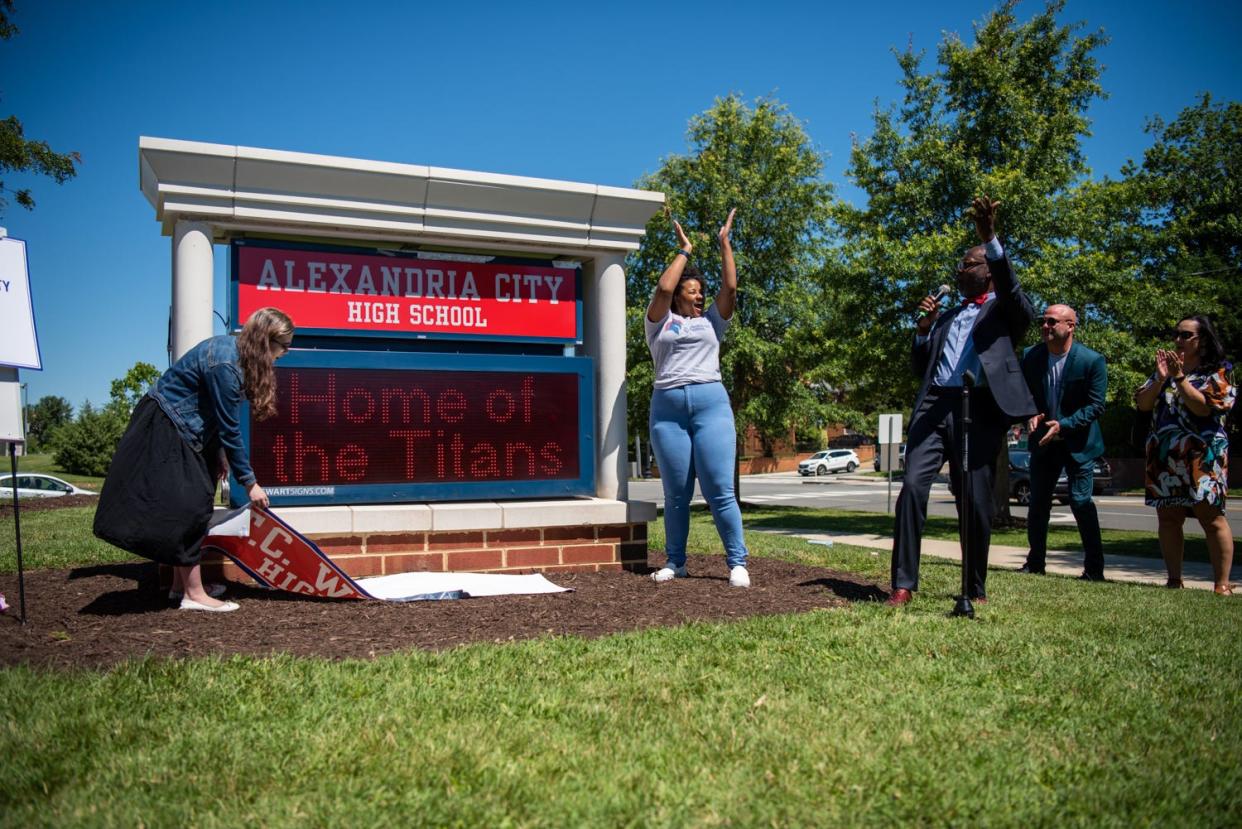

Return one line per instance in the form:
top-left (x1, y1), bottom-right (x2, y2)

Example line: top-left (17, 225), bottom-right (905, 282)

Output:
top-left (237, 350), bottom-right (594, 506)
top-left (230, 240), bottom-right (581, 343)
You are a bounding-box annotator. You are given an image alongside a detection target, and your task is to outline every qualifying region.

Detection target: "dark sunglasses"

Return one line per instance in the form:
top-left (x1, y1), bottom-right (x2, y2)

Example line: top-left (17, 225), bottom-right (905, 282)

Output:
top-left (1172, 330), bottom-right (1198, 341)
top-left (1040, 317), bottom-right (1069, 326)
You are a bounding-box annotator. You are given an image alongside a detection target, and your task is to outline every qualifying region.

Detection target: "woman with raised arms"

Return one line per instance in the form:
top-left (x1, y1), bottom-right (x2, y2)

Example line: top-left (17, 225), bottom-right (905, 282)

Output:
top-left (645, 209), bottom-right (751, 588)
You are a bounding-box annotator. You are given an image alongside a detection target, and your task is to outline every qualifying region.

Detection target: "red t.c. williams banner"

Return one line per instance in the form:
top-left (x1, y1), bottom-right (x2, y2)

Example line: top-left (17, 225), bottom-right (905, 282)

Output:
top-left (231, 242), bottom-right (580, 341)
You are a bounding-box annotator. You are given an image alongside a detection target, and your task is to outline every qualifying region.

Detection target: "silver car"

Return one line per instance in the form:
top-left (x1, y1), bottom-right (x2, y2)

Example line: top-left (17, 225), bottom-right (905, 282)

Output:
top-left (0, 474), bottom-right (98, 499)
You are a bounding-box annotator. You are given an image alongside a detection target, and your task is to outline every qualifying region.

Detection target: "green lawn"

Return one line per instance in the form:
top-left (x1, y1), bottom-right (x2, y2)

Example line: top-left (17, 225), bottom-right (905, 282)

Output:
top-left (1, 507), bottom-right (1240, 826)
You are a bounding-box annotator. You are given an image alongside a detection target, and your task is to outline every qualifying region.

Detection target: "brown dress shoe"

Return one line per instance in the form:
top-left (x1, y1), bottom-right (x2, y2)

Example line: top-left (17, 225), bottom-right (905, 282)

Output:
top-left (886, 588), bottom-right (913, 606)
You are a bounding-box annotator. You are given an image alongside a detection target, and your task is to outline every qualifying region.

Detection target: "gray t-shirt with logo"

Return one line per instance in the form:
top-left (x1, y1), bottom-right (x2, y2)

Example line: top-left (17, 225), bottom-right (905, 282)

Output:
top-left (645, 303), bottom-right (731, 389)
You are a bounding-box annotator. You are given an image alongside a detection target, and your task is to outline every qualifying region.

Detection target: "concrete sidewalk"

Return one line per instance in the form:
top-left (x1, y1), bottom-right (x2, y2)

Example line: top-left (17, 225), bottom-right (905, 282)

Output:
top-left (755, 527), bottom-right (1229, 592)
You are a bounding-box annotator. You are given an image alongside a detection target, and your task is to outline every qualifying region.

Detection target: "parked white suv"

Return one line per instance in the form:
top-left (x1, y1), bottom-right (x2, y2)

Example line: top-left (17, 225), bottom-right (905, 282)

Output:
top-left (798, 449), bottom-right (860, 476)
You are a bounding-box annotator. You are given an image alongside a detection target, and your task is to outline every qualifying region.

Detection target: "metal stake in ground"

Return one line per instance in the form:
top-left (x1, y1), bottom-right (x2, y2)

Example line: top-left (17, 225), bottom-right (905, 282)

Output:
top-left (8, 441), bottom-right (27, 624)
top-left (951, 372), bottom-right (976, 619)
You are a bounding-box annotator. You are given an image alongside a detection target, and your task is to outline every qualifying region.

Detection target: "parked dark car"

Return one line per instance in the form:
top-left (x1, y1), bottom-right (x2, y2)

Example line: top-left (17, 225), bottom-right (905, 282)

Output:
top-left (1007, 449), bottom-right (1112, 505)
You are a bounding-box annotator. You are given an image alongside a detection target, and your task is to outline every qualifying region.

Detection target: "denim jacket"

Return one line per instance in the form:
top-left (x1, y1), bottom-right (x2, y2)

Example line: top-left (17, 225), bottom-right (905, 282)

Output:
top-left (148, 335), bottom-right (256, 487)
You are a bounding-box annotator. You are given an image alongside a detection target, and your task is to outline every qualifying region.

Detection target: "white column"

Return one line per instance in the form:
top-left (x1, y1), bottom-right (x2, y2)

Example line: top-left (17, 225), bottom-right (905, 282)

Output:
top-left (171, 221), bottom-right (214, 361)
top-left (584, 252), bottom-right (628, 501)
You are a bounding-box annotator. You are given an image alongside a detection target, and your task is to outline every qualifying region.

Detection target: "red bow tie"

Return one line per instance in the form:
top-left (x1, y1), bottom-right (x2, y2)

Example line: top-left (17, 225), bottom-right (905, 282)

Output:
top-left (962, 294), bottom-right (988, 306)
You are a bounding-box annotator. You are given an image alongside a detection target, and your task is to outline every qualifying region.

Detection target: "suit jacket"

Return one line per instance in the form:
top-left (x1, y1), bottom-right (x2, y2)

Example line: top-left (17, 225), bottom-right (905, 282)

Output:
top-left (1021, 340), bottom-right (1107, 462)
top-left (911, 253), bottom-right (1037, 421)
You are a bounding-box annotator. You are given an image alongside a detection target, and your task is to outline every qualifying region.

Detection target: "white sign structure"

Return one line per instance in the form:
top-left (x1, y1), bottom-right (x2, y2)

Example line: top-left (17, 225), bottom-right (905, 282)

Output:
top-left (0, 233), bottom-right (42, 370)
top-left (879, 413), bottom-right (903, 446)
top-left (0, 372), bottom-right (22, 443)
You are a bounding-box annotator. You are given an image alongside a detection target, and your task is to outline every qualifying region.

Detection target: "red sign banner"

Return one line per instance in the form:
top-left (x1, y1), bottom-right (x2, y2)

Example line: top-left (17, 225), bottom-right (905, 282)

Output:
top-left (233, 243), bottom-right (579, 340)
top-left (204, 507), bottom-right (370, 599)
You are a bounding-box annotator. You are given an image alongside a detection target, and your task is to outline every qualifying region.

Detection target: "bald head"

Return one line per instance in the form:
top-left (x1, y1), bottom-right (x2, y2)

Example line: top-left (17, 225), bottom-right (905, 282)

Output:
top-left (1047, 304), bottom-right (1077, 324)
top-left (1040, 304), bottom-right (1077, 353)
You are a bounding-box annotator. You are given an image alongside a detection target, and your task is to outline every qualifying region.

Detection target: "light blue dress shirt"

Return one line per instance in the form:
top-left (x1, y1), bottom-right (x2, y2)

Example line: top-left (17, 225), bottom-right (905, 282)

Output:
top-left (919, 237), bottom-right (1005, 388)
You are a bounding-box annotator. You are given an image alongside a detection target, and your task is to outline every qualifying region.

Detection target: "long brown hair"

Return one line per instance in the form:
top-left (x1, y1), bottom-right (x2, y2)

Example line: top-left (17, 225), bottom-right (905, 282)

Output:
top-left (237, 307), bottom-right (294, 421)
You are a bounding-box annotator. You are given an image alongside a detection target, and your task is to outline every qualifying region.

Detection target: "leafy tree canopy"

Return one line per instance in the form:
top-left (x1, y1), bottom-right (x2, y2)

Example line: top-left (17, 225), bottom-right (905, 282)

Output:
top-left (627, 94), bottom-right (835, 453)
top-left (22, 394), bottom-right (72, 451)
top-left (833, 0), bottom-right (1109, 418)
top-left (110, 362), bottom-right (162, 413)
top-left (0, 1), bottom-right (80, 214)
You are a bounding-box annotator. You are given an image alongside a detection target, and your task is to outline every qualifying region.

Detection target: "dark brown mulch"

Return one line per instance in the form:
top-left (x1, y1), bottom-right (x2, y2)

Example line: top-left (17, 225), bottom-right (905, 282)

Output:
top-left (0, 553), bottom-right (887, 669)
top-left (0, 494), bottom-right (100, 518)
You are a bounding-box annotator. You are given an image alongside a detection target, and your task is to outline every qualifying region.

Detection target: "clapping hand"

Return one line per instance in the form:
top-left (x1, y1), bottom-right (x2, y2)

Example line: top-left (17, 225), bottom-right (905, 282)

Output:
top-left (718, 207), bottom-right (736, 248)
top-left (664, 206), bottom-right (693, 254)
top-left (1155, 348), bottom-right (1183, 381)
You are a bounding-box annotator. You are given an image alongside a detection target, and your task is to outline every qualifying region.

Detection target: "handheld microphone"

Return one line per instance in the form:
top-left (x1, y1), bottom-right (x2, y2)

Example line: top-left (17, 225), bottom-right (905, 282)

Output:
top-left (917, 284), bottom-right (952, 318)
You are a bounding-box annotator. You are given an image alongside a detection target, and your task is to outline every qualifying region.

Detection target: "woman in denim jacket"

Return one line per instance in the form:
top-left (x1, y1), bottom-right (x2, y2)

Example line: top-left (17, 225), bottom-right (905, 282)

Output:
top-left (94, 308), bottom-right (294, 612)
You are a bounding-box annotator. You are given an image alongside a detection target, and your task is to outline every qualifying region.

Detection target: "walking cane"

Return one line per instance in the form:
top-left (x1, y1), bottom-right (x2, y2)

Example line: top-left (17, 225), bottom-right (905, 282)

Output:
top-left (951, 371), bottom-right (976, 619)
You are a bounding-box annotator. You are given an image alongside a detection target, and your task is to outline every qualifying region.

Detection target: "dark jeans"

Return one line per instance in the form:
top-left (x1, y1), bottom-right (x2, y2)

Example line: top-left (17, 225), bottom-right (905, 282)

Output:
top-left (1025, 441), bottom-right (1104, 577)
top-left (892, 386), bottom-right (1008, 598)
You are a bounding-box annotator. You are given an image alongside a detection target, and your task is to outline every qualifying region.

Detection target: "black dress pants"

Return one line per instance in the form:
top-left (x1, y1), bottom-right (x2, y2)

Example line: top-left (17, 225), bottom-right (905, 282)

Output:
top-left (1025, 441), bottom-right (1105, 578)
top-left (892, 385), bottom-right (1009, 598)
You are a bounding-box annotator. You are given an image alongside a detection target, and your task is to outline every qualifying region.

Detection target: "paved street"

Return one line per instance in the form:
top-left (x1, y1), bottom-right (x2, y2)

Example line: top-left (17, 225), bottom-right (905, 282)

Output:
top-left (630, 471), bottom-right (1238, 591)
top-left (629, 471), bottom-right (1237, 537)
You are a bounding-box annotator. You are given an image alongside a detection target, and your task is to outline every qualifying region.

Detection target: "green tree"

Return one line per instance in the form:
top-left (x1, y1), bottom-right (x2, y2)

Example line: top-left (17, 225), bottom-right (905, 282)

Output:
top-left (1074, 94), bottom-right (1242, 453)
top-left (835, 0), bottom-right (1107, 404)
top-left (0, 1), bottom-right (80, 214)
top-left (50, 360), bottom-right (158, 476)
top-left (627, 95), bottom-right (835, 460)
top-left (109, 362), bottom-right (161, 413)
top-left (51, 401), bottom-right (126, 477)
top-left (23, 394), bottom-right (72, 451)
top-left (833, 0), bottom-right (1109, 516)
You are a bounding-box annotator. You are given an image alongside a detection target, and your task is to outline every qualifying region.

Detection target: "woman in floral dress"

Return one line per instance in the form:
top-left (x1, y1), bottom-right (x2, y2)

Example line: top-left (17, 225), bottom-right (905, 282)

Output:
top-left (1135, 315), bottom-right (1235, 594)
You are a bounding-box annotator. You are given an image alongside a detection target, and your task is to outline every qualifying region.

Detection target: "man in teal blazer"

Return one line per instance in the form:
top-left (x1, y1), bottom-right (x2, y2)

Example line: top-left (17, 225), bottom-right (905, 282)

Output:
top-left (1018, 304), bottom-right (1108, 580)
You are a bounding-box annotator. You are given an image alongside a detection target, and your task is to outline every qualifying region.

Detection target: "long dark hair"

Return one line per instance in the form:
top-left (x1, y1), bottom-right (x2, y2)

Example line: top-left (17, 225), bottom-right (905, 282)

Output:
top-left (1180, 315), bottom-right (1228, 370)
top-left (237, 307), bottom-right (294, 420)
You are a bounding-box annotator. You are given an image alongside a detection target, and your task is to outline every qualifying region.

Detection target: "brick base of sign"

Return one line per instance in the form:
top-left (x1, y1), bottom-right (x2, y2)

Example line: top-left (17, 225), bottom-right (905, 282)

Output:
top-left (200, 522), bottom-right (650, 584)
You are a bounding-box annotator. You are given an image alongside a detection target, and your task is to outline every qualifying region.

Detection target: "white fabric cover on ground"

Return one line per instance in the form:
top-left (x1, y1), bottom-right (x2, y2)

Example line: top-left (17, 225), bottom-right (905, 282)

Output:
top-left (357, 571), bottom-right (570, 600)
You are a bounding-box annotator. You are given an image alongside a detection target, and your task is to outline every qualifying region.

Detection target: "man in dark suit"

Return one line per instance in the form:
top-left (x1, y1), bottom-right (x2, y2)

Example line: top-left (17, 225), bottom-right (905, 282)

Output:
top-left (888, 197), bottom-right (1037, 606)
top-left (1018, 304), bottom-right (1108, 580)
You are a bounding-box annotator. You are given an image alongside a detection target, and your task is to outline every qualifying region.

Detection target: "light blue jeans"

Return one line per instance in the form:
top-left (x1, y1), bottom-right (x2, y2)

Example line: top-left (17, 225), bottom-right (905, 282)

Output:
top-left (649, 381), bottom-right (749, 569)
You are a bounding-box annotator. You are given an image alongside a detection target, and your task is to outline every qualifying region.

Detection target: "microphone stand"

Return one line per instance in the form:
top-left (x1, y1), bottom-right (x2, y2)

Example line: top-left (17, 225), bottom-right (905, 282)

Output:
top-left (951, 371), bottom-right (976, 619)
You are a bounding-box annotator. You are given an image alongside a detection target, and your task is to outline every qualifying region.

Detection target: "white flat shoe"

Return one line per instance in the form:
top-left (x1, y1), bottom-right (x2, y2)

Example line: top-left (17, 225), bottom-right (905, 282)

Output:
top-left (170, 583), bottom-right (227, 601)
top-left (179, 598), bottom-right (239, 613)
top-left (729, 566), bottom-right (751, 588)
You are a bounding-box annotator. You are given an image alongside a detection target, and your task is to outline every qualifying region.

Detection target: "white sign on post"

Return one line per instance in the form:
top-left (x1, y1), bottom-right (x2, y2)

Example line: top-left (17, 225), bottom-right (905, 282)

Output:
top-left (879, 413), bottom-right (903, 446)
top-left (0, 233), bottom-right (42, 370)
top-left (0, 374), bottom-right (22, 444)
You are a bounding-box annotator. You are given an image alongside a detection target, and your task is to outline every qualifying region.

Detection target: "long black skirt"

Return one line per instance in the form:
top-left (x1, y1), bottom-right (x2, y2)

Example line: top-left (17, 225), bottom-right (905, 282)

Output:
top-left (93, 397), bottom-right (216, 567)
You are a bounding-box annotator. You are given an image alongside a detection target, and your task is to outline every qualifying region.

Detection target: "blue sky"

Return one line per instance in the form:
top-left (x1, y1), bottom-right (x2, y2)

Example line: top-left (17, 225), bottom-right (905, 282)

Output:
top-left (2, 0), bottom-right (1239, 411)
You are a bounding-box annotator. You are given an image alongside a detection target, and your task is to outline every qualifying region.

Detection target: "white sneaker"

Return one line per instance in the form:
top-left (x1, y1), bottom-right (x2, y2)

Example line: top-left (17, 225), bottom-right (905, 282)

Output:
top-left (651, 564), bottom-right (687, 582)
top-left (729, 566), bottom-right (751, 588)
